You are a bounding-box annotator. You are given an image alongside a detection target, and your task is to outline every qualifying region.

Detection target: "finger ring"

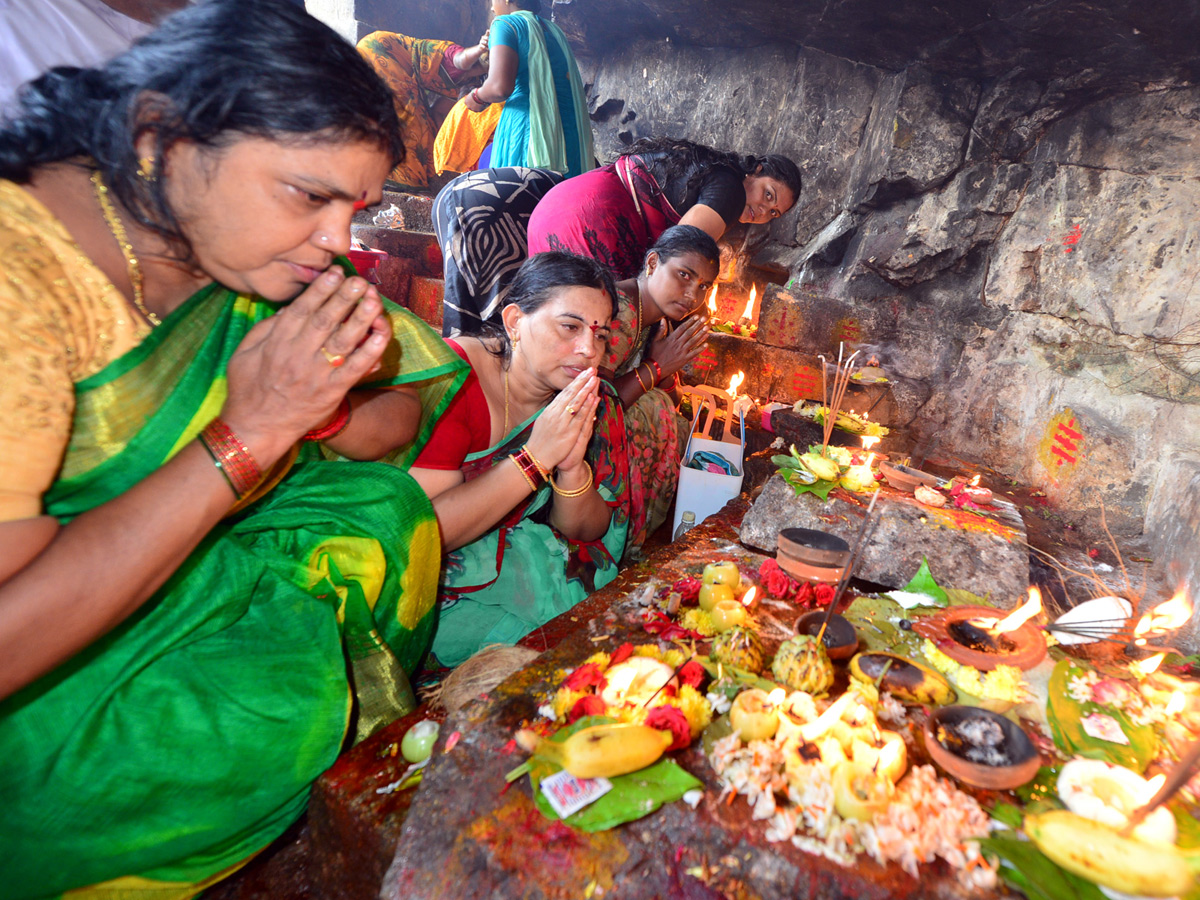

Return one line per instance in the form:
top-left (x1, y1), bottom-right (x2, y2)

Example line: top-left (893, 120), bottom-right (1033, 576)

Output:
top-left (567, 406), bottom-right (577, 416)
top-left (320, 347), bottom-right (345, 368)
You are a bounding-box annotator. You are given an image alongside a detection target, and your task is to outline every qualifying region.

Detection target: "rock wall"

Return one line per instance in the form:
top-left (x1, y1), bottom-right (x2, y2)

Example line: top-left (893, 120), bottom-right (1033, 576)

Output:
top-left (587, 39), bottom-right (1200, 605)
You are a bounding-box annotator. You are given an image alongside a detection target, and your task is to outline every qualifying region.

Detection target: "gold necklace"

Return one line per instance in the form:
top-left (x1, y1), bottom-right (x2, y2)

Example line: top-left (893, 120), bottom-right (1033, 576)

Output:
top-left (90, 170), bottom-right (161, 327)
top-left (634, 287), bottom-right (644, 339)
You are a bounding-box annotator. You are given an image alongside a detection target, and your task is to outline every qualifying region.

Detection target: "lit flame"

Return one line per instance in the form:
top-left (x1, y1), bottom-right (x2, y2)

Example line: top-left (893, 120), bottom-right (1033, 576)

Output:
top-left (742, 284), bottom-right (757, 320)
top-left (970, 474), bottom-right (981, 487)
top-left (993, 587), bottom-right (1043, 633)
top-left (878, 738), bottom-right (904, 773)
top-left (864, 453), bottom-right (876, 468)
top-left (740, 586), bottom-right (757, 608)
top-left (1134, 589), bottom-right (1194, 637)
top-left (1132, 653), bottom-right (1167, 678)
top-left (1165, 691), bottom-right (1187, 717)
top-left (707, 283), bottom-right (718, 314)
top-left (1143, 773), bottom-right (1166, 802)
top-left (861, 435), bottom-right (880, 452)
top-left (727, 370), bottom-right (745, 397)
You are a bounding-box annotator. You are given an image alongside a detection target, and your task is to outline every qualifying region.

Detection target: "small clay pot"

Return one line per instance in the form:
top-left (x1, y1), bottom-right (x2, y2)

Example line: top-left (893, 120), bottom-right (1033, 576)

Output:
top-left (777, 528), bottom-right (851, 568)
top-left (776, 553), bottom-right (843, 585)
top-left (795, 610), bottom-right (859, 660)
top-left (924, 705), bottom-right (1041, 790)
top-left (879, 460), bottom-right (942, 493)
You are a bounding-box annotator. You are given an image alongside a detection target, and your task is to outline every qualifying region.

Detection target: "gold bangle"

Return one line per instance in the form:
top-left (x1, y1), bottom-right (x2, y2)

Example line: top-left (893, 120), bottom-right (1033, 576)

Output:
top-left (509, 453), bottom-right (538, 493)
top-left (633, 366), bottom-right (650, 392)
top-left (522, 444), bottom-right (551, 480)
top-left (550, 461), bottom-right (593, 498)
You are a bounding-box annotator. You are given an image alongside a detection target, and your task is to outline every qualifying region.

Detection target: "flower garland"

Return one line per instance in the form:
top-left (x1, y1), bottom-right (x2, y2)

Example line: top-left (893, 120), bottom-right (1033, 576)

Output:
top-left (550, 643), bottom-right (713, 749)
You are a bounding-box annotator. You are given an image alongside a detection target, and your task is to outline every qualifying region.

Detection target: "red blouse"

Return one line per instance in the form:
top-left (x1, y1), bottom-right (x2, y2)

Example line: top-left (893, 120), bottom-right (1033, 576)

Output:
top-left (412, 340), bottom-right (491, 469)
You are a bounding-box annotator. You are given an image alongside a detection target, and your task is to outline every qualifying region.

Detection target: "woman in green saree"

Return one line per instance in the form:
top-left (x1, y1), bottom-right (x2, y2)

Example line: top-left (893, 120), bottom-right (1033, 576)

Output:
top-left (0, 3), bottom-right (465, 898)
top-left (409, 252), bottom-right (629, 667)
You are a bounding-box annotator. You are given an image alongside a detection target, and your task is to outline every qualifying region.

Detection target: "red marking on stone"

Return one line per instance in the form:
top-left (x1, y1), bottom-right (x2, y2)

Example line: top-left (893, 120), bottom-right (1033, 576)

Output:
top-left (695, 347), bottom-right (717, 370)
top-left (1062, 224), bottom-right (1082, 253)
top-left (1057, 419), bottom-right (1083, 441)
top-left (792, 371), bottom-right (819, 395)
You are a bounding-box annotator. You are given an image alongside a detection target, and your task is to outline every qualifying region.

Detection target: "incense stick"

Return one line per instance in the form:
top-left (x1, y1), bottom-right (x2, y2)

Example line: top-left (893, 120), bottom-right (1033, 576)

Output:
top-left (815, 488), bottom-right (880, 645)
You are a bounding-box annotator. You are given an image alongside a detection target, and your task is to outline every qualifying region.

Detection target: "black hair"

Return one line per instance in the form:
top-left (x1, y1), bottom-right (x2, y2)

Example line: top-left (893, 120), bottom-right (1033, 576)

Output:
top-left (487, 251), bottom-right (619, 364)
top-left (507, 0), bottom-right (544, 13)
top-left (0, 0), bottom-right (404, 262)
top-left (621, 137), bottom-right (802, 213)
top-left (644, 224), bottom-right (720, 271)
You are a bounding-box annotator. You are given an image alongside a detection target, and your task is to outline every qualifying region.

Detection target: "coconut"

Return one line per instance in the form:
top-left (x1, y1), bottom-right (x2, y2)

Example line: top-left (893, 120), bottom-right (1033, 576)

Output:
top-left (422, 644), bottom-right (540, 712)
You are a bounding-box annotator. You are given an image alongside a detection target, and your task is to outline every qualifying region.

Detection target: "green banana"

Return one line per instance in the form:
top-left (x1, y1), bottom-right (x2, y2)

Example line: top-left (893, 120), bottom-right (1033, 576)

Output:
top-left (1025, 809), bottom-right (1197, 897)
top-left (799, 452), bottom-right (840, 481)
top-left (515, 723), bottom-right (672, 779)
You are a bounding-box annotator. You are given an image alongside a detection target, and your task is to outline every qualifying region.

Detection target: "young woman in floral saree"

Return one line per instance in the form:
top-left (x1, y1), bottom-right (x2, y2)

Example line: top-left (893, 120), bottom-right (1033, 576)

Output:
top-left (602, 225), bottom-right (719, 558)
top-left (0, 3), bottom-right (465, 897)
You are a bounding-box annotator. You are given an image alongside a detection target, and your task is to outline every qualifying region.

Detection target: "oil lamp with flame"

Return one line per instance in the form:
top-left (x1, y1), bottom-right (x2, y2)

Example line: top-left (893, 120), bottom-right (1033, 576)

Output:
top-left (912, 587), bottom-right (1048, 671)
top-left (1048, 588), bottom-right (1193, 648)
top-left (739, 284), bottom-right (757, 327)
top-left (706, 283), bottom-right (718, 317)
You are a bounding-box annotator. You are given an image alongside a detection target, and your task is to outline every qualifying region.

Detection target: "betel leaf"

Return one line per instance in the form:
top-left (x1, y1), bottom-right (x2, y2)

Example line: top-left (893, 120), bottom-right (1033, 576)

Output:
top-left (528, 716), bottom-right (703, 832)
top-left (782, 470), bottom-right (837, 501)
top-left (989, 802), bottom-right (1025, 829)
top-left (1046, 659), bottom-right (1159, 772)
top-left (898, 557), bottom-right (949, 606)
top-left (978, 832), bottom-right (1106, 900)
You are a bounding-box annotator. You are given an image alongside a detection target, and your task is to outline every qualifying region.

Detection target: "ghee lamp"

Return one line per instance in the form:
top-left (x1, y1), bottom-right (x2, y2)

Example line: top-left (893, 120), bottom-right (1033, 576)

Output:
top-left (702, 561), bottom-right (740, 587)
top-left (729, 687), bottom-right (781, 741)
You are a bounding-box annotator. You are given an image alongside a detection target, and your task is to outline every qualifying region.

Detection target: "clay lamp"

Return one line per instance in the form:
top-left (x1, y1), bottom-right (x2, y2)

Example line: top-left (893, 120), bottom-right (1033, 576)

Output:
top-left (776, 527), bottom-right (849, 585)
top-left (729, 687), bottom-right (784, 741)
top-left (795, 608), bottom-right (859, 661)
top-left (711, 599), bottom-right (749, 632)
top-left (699, 562), bottom-right (739, 611)
top-left (923, 705), bottom-right (1041, 790)
top-left (879, 460), bottom-right (943, 493)
top-left (961, 474), bottom-right (993, 505)
top-left (912, 587), bottom-right (1047, 672)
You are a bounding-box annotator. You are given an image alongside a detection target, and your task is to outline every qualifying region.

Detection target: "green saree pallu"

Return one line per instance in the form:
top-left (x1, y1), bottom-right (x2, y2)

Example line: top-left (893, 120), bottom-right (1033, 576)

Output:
top-left (431, 384), bottom-right (631, 668)
top-left (0, 284), bottom-right (467, 900)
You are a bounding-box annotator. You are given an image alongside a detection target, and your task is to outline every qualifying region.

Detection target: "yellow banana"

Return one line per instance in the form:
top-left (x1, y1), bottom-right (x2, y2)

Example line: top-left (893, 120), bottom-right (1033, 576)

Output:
top-left (515, 723), bottom-right (672, 779)
top-left (1025, 809), bottom-right (1196, 898)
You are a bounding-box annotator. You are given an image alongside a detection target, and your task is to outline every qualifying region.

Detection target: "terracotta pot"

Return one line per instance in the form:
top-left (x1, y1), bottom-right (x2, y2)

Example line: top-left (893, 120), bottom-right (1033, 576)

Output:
top-left (777, 527), bottom-right (851, 568)
top-left (879, 460), bottom-right (942, 493)
top-left (795, 610), bottom-right (859, 660)
top-left (924, 705), bottom-right (1041, 790)
top-left (912, 605), bottom-right (1047, 671)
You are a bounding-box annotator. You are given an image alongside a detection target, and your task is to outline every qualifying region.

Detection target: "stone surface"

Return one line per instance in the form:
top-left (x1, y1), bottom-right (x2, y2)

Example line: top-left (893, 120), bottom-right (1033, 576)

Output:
top-left (380, 502), bottom-right (1010, 900)
top-left (739, 474), bottom-right (1031, 607)
top-left (407, 276), bottom-right (445, 332)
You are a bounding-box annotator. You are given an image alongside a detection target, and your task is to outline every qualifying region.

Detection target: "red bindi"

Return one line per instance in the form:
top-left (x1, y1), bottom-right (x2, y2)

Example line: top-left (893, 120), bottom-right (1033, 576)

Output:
top-left (352, 191), bottom-right (368, 211)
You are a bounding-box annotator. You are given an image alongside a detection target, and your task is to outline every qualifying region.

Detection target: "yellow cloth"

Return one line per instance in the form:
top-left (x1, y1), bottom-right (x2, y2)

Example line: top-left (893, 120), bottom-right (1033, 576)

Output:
top-left (0, 179), bottom-right (149, 522)
top-left (357, 32), bottom-right (461, 190)
top-left (434, 100), bottom-right (503, 175)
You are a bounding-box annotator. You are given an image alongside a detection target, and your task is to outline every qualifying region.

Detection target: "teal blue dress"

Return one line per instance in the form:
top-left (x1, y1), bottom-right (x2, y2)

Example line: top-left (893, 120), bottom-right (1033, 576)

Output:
top-left (489, 13), bottom-right (587, 178)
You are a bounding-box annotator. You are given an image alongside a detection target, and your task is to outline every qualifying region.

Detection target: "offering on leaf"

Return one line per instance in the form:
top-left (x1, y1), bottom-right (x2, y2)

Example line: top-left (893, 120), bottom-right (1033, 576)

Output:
top-left (515, 722), bottom-right (672, 779)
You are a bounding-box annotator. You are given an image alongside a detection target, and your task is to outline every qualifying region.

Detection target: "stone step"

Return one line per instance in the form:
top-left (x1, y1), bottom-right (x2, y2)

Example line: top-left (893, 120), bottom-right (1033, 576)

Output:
top-left (352, 189), bottom-right (436, 234)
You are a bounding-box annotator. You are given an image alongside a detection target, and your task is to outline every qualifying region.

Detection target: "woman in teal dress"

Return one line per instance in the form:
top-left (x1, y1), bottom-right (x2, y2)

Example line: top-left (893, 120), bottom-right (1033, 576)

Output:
top-left (460, 0), bottom-right (594, 178)
top-left (409, 252), bottom-right (628, 666)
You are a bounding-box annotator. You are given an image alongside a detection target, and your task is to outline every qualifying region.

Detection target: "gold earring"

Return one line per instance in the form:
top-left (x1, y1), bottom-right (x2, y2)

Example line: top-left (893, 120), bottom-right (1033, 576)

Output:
top-left (138, 157), bottom-right (156, 181)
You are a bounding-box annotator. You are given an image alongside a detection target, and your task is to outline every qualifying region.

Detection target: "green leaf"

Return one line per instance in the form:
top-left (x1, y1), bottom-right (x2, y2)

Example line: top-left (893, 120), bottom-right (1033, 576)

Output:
top-left (1046, 660), bottom-right (1159, 771)
top-left (979, 832), bottom-right (1106, 900)
top-left (528, 717), bottom-right (703, 833)
top-left (1014, 765), bottom-right (1062, 806)
top-left (990, 801), bottom-right (1025, 829)
top-left (900, 557), bottom-right (949, 606)
top-left (784, 472), bottom-right (837, 500)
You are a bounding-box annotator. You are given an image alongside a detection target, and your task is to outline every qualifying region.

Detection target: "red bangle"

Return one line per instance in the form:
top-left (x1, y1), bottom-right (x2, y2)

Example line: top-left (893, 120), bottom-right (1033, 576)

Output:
top-left (660, 372), bottom-right (680, 390)
top-left (304, 397), bottom-right (352, 442)
top-left (200, 418), bottom-right (262, 499)
top-left (647, 359), bottom-right (664, 382)
top-left (471, 88), bottom-right (490, 107)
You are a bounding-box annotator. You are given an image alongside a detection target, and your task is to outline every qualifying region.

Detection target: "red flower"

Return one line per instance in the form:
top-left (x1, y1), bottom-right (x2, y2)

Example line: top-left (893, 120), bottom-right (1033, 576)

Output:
top-left (1087, 548), bottom-right (1100, 559)
top-left (563, 663), bottom-right (608, 692)
top-left (642, 609), bottom-right (704, 641)
top-left (814, 583), bottom-right (835, 607)
top-left (672, 577), bottom-right (702, 605)
top-left (566, 694), bottom-right (607, 724)
top-left (645, 705), bottom-right (692, 751)
top-left (610, 642), bottom-right (635, 665)
top-left (678, 660), bottom-right (706, 688)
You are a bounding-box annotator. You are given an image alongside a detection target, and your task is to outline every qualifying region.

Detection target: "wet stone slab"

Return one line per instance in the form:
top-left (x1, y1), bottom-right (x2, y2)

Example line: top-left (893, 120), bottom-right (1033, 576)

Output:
top-left (379, 505), bottom-right (1013, 900)
top-left (739, 475), bottom-right (1030, 609)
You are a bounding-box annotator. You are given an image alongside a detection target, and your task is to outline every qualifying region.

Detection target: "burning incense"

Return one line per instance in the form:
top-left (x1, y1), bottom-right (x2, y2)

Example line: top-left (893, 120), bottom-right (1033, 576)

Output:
top-left (816, 343), bottom-right (862, 457)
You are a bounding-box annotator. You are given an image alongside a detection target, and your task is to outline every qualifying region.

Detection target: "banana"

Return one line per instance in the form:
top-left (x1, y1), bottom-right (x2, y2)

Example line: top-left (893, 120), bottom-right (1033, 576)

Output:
top-left (799, 452), bottom-right (840, 482)
top-left (515, 723), bottom-right (672, 779)
top-left (1024, 809), bottom-right (1196, 898)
